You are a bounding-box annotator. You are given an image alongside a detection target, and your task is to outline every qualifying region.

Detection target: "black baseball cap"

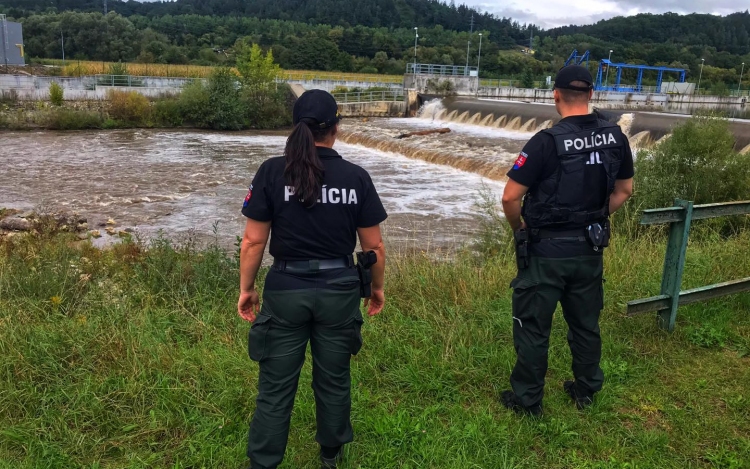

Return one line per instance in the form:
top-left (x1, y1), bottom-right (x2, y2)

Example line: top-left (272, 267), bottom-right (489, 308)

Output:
top-left (554, 65), bottom-right (594, 91)
top-left (293, 90), bottom-right (341, 128)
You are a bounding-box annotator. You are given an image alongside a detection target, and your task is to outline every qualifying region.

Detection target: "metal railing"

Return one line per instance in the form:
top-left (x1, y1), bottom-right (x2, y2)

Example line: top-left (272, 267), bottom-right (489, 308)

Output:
top-left (407, 63), bottom-right (478, 77)
top-left (332, 90), bottom-right (404, 104)
top-left (94, 74), bottom-right (201, 88)
top-left (281, 71), bottom-right (403, 84)
top-left (627, 199), bottom-right (750, 331)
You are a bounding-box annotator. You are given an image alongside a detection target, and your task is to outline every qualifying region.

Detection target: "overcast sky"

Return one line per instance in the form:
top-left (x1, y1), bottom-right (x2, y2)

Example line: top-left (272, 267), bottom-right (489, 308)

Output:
top-left (465, 0), bottom-right (743, 28)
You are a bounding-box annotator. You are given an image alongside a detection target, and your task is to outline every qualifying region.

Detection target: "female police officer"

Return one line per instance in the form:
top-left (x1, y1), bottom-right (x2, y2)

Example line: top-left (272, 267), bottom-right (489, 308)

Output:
top-left (237, 90), bottom-right (387, 469)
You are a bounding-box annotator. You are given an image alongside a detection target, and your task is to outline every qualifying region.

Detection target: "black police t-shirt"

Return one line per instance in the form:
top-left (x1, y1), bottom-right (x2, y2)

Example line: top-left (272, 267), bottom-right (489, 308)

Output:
top-left (507, 114), bottom-right (635, 257)
top-left (241, 147), bottom-right (388, 261)
top-left (508, 113), bottom-right (634, 218)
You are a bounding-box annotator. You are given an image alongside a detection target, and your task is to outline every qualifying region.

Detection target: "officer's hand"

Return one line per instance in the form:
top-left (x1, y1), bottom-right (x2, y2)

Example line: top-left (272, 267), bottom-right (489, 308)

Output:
top-left (364, 289), bottom-right (385, 317)
top-left (238, 289), bottom-right (260, 323)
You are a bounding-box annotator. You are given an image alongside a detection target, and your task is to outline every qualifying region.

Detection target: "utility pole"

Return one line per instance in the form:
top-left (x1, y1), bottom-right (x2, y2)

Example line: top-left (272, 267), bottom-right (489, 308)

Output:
top-left (465, 13), bottom-right (474, 73)
top-left (414, 27), bottom-right (418, 71)
top-left (529, 27), bottom-right (533, 52)
top-left (104, 0), bottom-right (108, 15)
top-left (61, 30), bottom-right (65, 65)
top-left (697, 58), bottom-right (705, 94)
top-left (739, 62), bottom-right (745, 94)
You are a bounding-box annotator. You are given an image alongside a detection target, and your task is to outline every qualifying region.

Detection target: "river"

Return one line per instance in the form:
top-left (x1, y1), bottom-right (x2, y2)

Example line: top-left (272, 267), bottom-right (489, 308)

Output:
top-left (0, 118), bottom-right (533, 252)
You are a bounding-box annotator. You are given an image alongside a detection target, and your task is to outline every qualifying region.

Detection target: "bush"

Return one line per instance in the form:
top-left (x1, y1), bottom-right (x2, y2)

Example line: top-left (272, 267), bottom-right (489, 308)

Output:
top-left (42, 109), bottom-right (103, 130)
top-left (108, 90), bottom-right (151, 125)
top-left (49, 82), bottom-right (64, 106)
top-left (634, 115), bottom-right (750, 208)
top-left (241, 84), bottom-right (293, 129)
top-left (152, 99), bottom-right (183, 127)
top-left (176, 80), bottom-right (211, 127)
top-left (425, 79), bottom-right (456, 95)
top-left (615, 114), bottom-right (750, 237)
top-left (176, 69), bottom-right (245, 130)
top-left (108, 61), bottom-right (128, 76)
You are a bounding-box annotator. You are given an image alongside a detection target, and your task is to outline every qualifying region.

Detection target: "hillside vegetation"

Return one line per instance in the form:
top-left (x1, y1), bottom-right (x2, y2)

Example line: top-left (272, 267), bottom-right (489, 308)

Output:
top-left (0, 1), bottom-right (747, 89)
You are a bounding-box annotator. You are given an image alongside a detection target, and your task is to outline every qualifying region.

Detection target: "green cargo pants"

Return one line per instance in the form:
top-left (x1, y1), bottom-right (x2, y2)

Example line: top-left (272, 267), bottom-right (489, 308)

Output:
top-left (510, 254), bottom-right (605, 408)
top-left (247, 267), bottom-right (363, 469)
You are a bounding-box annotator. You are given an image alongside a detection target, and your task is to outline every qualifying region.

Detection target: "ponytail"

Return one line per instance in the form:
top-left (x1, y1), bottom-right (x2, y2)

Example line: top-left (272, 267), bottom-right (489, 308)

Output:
top-left (284, 120), bottom-right (326, 208)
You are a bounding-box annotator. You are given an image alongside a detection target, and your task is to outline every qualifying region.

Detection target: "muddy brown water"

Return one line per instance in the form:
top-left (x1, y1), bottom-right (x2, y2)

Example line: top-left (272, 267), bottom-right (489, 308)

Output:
top-left (0, 123), bottom-right (532, 251)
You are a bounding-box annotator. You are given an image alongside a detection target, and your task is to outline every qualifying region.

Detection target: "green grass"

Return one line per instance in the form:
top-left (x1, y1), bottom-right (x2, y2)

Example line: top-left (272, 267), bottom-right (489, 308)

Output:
top-left (0, 228), bottom-right (749, 469)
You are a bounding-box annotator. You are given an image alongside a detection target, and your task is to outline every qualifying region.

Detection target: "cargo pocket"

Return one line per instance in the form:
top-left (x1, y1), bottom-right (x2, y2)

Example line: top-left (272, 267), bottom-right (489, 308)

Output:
top-left (248, 314), bottom-right (272, 362)
top-left (598, 278), bottom-right (606, 311)
top-left (350, 315), bottom-right (364, 356)
top-left (509, 277), bottom-right (539, 324)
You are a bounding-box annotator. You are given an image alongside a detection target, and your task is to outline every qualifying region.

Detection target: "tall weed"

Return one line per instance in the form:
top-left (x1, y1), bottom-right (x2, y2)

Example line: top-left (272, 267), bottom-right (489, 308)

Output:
top-left (107, 90), bottom-right (151, 125)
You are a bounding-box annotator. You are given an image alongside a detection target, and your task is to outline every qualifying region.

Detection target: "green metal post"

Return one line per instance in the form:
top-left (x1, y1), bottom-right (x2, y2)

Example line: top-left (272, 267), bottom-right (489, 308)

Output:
top-left (658, 199), bottom-right (694, 331)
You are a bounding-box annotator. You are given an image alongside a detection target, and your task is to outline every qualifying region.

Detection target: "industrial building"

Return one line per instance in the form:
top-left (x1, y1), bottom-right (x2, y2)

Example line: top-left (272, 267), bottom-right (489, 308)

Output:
top-left (0, 14), bottom-right (25, 67)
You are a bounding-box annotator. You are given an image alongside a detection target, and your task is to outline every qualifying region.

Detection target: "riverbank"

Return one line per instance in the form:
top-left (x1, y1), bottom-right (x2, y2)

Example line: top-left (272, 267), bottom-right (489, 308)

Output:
top-left (0, 79), bottom-right (294, 131)
top-left (0, 227), bottom-right (748, 468)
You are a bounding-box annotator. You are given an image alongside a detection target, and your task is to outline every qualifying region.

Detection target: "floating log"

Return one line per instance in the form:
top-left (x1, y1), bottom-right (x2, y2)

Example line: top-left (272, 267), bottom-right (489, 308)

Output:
top-left (395, 128), bottom-right (451, 139)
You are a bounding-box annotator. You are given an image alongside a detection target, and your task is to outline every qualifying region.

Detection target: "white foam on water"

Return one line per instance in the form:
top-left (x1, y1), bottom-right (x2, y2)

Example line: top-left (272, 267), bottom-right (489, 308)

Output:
top-left (336, 141), bottom-right (505, 219)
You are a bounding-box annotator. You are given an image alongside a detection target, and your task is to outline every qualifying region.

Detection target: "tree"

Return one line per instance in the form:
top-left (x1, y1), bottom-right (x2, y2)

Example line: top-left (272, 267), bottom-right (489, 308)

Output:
top-left (236, 41), bottom-right (280, 91)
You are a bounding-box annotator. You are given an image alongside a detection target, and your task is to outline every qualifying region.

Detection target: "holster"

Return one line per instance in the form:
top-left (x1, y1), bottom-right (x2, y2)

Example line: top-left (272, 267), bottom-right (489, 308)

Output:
top-left (514, 229), bottom-right (529, 270)
top-left (356, 251), bottom-right (378, 298)
top-left (585, 219), bottom-right (611, 250)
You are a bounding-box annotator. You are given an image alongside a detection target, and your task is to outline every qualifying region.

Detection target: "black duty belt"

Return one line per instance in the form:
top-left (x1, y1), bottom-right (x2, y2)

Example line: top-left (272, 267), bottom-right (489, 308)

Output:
top-left (531, 228), bottom-right (586, 242)
top-left (273, 256), bottom-right (354, 272)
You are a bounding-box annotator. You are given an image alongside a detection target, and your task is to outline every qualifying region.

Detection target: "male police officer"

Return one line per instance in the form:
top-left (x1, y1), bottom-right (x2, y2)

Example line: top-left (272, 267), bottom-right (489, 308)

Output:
top-left (500, 65), bottom-right (634, 415)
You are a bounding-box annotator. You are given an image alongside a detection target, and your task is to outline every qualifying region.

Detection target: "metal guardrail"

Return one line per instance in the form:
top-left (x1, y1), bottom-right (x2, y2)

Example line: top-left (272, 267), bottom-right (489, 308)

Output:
top-left (627, 199), bottom-right (750, 331)
top-left (282, 72), bottom-right (403, 84)
top-left (332, 91), bottom-right (404, 104)
top-left (407, 63), bottom-right (477, 77)
top-left (94, 74), bottom-right (201, 88)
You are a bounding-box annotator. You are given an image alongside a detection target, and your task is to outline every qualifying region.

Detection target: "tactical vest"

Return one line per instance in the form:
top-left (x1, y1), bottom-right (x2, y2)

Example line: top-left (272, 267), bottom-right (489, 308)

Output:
top-left (522, 119), bottom-right (625, 229)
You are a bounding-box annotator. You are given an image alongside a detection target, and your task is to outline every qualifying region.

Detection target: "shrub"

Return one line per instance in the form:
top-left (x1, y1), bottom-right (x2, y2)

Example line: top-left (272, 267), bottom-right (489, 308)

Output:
top-left (49, 82), bottom-right (64, 106)
top-left (177, 80), bottom-right (211, 127)
top-left (241, 84), bottom-right (293, 129)
top-left (634, 115), bottom-right (750, 208)
top-left (108, 61), bottom-right (129, 76)
top-left (615, 114), bottom-right (750, 237)
top-left (108, 90), bottom-right (151, 125)
top-left (42, 109), bottom-right (103, 130)
top-left (205, 68), bottom-right (244, 130)
top-left (152, 99), bottom-right (183, 127)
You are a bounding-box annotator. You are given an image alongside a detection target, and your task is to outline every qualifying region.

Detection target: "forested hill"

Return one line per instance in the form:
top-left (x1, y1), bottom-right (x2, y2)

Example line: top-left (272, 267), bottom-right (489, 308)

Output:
top-left (0, 0), bottom-right (535, 45)
top-left (546, 11), bottom-right (750, 57)
top-left (0, 0), bottom-right (748, 91)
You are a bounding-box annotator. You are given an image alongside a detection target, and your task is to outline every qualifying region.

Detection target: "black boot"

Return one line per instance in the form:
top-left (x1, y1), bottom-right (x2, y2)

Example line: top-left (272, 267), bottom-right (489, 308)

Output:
top-left (564, 380), bottom-right (594, 410)
top-left (501, 390), bottom-right (543, 417)
top-left (320, 445), bottom-right (343, 469)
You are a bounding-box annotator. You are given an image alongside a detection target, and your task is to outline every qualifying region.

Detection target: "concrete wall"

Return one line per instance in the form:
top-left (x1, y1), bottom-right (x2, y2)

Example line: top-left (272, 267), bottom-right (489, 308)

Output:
top-left (404, 74), bottom-right (478, 94)
top-left (286, 79), bottom-right (402, 92)
top-left (1, 86), bottom-right (181, 101)
top-left (0, 21), bottom-right (24, 66)
top-left (338, 100), bottom-right (405, 118)
top-left (475, 86), bottom-right (747, 109)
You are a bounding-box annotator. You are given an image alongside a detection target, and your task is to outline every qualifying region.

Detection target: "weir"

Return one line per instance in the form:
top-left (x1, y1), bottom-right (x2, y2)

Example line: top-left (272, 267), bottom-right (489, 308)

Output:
top-left (416, 96), bottom-right (750, 153)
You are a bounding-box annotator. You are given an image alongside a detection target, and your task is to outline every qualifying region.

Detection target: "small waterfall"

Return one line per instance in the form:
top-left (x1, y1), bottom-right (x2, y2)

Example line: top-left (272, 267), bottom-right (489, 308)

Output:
top-left (629, 131), bottom-right (653, 148)
top-left (338, 130), bottom-right (510, 181)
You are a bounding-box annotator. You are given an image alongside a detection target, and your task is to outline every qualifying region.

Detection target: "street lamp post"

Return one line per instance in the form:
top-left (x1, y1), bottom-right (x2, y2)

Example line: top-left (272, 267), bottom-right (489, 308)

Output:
top-left (413, 27), bottom-right (418, 74)
top-left (739, 62), bottom-right (745, 94)
top-left (697, 58), bottom-right (705, 94)
top-left (605, 49), bottom-right (613, 88)
top-left (477, 33), bottom-right (483, 74)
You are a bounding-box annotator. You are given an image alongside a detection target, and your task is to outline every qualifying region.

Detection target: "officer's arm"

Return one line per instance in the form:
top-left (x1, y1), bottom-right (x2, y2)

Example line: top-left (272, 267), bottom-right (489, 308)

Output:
top-left (502, 179), bottom-right (529, 232)
top-left (358, 225), bottom-right (385, 293)
top-left (609, 178), bottom-right (634, 214)
top-left (240, 219), bottom-right (272, 292)
top-left (358, 225), bottom-right (386, 316)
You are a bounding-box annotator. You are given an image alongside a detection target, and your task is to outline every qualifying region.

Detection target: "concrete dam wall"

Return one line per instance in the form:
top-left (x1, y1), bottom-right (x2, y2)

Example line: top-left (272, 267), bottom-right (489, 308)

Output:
top-left (417, 96), bottom-right (750, 153)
